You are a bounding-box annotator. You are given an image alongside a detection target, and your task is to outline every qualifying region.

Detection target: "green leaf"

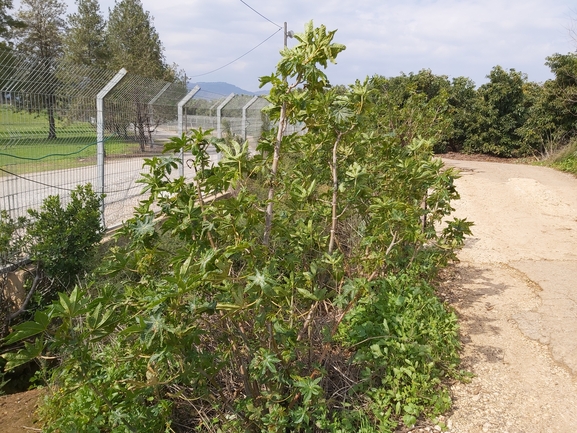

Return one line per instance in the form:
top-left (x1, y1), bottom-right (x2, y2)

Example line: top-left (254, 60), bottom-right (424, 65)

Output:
top-left (58, 288), bottom-right (84, 318)
top-left (403, 414), bottom-right (417, 427)
top-left (215, 303), bottom-right (242, 312)
top-left (1, 338), bottom-right (44, 370)
top-left (4, 310), bottom-right (51, 344)
top-left (297, 288), bottom-right (318, 301)
top-left (118, 318), bottom-right (146, 337)
top-left (370, 343), bottom-right (384, 358)
top-left (180, 253), bottom-right (193, 277)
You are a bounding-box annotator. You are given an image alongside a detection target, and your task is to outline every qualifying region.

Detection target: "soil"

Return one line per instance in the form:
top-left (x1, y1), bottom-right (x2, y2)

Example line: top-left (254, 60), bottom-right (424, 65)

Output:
top-left (0, 388), bottom-right (41, 432)
top-left (1, 156), bottom-right (576, 432)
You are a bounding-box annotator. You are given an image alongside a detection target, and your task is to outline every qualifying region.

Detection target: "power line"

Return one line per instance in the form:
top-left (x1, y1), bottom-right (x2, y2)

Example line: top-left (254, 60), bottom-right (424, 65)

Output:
top-left (239, 0), bottom-right (282, 29)
top-left (187, 1), bottom-right (282, 79)
top-left (188, 28), bottom-right (282, 78)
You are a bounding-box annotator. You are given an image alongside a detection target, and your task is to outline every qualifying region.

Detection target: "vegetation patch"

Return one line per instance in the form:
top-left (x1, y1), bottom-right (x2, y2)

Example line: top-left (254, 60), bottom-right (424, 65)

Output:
top-left (1, 23), bottom-right (472, 432)
top-left (547, 139), bottom-right (577, 175)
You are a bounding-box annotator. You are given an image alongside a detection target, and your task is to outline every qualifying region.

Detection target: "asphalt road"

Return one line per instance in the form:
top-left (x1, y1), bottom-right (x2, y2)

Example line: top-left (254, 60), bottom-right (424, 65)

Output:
top-left (0, 147), bottom-right (221, 228)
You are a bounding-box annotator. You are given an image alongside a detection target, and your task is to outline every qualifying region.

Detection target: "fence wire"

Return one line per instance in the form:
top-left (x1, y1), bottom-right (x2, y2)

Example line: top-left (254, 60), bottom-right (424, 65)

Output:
top-left (1, 51), bottom-right (272, 233)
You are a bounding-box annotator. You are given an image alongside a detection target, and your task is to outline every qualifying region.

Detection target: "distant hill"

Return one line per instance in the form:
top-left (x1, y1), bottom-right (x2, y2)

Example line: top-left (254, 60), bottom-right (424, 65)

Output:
top-left (188, 82), bottom-right (268, 100)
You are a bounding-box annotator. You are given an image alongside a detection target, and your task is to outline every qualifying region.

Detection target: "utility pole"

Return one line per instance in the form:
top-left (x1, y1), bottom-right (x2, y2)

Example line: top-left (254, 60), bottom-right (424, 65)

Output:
top-left (284, 22), bottom-right (293, 48)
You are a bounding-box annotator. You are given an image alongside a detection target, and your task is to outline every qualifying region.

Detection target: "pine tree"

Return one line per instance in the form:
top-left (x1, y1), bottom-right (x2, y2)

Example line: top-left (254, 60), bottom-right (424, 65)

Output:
top-left (14, 0), bottom-right (66, 60)
top-left (14, 0), bottom-right (66, 139)
top-left (106, 0), bottom-right (168, 80)
top-left (63, 0), bottom-right (109, 67)
top-left (0, 0), bottom-right (25, 52)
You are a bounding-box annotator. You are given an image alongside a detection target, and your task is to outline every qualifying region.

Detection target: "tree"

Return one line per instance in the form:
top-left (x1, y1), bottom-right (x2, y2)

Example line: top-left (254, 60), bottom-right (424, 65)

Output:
top-left (441, 76), bottom-right (478, 152)
top-left (463, 66), bottom-right (531, 157)
top-left (544, 53), bottom-right (577, 124)
top-left (63, 0), bottom-right (109, 68)
top-left (0, 0), bottom-right (25, 52)
top-left (13, 0), bottom-right (66, 139)
top-left (14, 0), bottom-right (65, 60)
top-left (517, 53), bottom-right (577, 157)
top-left (106, 0), bottom-right (174, 151)
top-left (368, 70), bottom-right (452, 148)
top-left (106, 0), bottom-right (168, 79)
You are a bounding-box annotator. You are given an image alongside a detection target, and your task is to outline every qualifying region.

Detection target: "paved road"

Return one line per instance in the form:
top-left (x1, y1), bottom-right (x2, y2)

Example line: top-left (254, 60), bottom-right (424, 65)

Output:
top-left (446, 159), bottom-right (577, 375)
top-left (0, 147), bottom-right (220, 228)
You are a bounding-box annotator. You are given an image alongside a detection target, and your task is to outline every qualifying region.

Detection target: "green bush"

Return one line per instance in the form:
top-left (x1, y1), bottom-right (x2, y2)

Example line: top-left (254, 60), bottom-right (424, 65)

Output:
top-left (27, 184), bottom-right (105, 284)
top-left (1, 184), bottom-right (104, 334)
top-left (2, 22), bottom-right (472, 432)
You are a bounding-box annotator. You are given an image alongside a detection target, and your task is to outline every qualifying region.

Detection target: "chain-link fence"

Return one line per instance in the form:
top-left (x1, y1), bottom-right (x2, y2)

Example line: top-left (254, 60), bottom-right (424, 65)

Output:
top-left (0, 51), bottom-right (272, 231)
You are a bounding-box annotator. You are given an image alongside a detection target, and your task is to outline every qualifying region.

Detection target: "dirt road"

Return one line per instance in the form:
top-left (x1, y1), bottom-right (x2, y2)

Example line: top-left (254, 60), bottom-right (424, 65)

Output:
top-left (437, 159), bottom-right (577, 433)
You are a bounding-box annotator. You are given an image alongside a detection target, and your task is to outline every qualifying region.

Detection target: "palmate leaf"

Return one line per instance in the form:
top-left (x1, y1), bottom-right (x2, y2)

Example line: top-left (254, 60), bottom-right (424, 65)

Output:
top-left (57, 286), bottom-right (87, 318)
top-left (1, 338), bottom-right (44, 371)
top-left (3, 310), bottom-right (51, 345)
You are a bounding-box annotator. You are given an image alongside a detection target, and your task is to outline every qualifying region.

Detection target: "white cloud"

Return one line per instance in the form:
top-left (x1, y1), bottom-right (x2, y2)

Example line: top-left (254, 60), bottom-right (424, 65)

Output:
top-left (11, 0), bottom-right (577, 90)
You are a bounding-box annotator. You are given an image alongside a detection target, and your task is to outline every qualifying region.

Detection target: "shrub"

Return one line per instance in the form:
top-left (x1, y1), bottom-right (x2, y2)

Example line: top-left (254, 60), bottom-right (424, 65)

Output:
top-left (1, 184), bottom-right (104, 334)
top-left (2, 22), bottom-right (471, 432)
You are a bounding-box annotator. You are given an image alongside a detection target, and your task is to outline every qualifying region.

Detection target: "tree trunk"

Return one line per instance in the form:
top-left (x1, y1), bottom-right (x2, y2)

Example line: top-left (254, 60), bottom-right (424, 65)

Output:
top-left (47, 95), bottom-right (57, 139)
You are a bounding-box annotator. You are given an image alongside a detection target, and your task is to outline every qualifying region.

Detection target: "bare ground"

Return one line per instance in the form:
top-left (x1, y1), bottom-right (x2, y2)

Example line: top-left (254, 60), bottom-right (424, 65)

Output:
top-left (416, 158), bottom-right (577, 433)
top-left (0, 388), bottom-right (41, 432)
top-left (1, 157), bottom-right (577, 432)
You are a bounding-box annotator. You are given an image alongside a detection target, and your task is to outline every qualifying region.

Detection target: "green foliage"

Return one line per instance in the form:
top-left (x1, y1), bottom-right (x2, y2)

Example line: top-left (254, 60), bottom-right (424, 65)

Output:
top-left (0, 210), bottom-right (27, 266)
top-left (441, 76), bottom-right (478, 153)
top-left (106, 0), bottom-right (171, 80)
top-left (368, 70), bottom-right (452, 149)
top-left (548, 138), bottom-right (577, 175)
top-left (63, 0), bottom-right (109, 67)
top-left (27, 184), bottom-right (105, 283)
top-left (462, 66), bottom-right (532, 157)
top-left (336, 272), bottom-right (459, 426)
top-left (2, 22), bottom-right (471, 432)
top-left (0, 183), bottom-right (104, 342)
top-left (14, 0), bottom-right (66, 59)
top-left (0, 0), bottom-right (25, 51)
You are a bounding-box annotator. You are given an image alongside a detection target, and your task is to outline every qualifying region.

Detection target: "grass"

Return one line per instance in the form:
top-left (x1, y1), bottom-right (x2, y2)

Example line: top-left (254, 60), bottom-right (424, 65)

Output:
top-left (0, 107), bottom-right (149, 176)
top-left (545, 140), bottom-right (577, 176)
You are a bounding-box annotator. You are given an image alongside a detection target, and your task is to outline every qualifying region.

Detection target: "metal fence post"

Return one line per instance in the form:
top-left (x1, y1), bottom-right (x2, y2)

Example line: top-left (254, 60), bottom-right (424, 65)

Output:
top-left (216, 93), bottom-right (235, 139)
top-left (242, 96), bottom-right (259, 141)
top-left (177, 85), bottom-right (200, 176)
top-left (96, 68), bottom-right (127, 227)
top-left (148, 83), bottom-right (171, 148)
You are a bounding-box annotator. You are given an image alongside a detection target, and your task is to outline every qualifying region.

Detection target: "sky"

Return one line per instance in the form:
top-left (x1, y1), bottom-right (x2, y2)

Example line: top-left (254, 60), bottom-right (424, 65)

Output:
top-left (11, 0), bottom-right (577, 92)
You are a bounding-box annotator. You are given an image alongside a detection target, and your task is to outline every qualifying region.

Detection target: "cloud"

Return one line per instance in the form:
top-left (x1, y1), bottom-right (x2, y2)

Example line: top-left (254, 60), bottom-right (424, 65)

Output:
top-left (12, 0), bottom-right (577, 90)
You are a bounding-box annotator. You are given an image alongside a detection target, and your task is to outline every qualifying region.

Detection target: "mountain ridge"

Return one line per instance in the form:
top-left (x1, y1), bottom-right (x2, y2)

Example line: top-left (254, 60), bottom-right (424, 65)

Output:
top-left (188, 81), bottom-right (268, 99)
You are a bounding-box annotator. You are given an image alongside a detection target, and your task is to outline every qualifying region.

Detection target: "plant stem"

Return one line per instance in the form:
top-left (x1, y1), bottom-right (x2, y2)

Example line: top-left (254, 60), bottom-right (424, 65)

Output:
top-left (328, 133), bottom-right (343, 254)
top-left (263, 101), bottom-right (287, 246)
top-left (8, 268), bottom-right (42, 321)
